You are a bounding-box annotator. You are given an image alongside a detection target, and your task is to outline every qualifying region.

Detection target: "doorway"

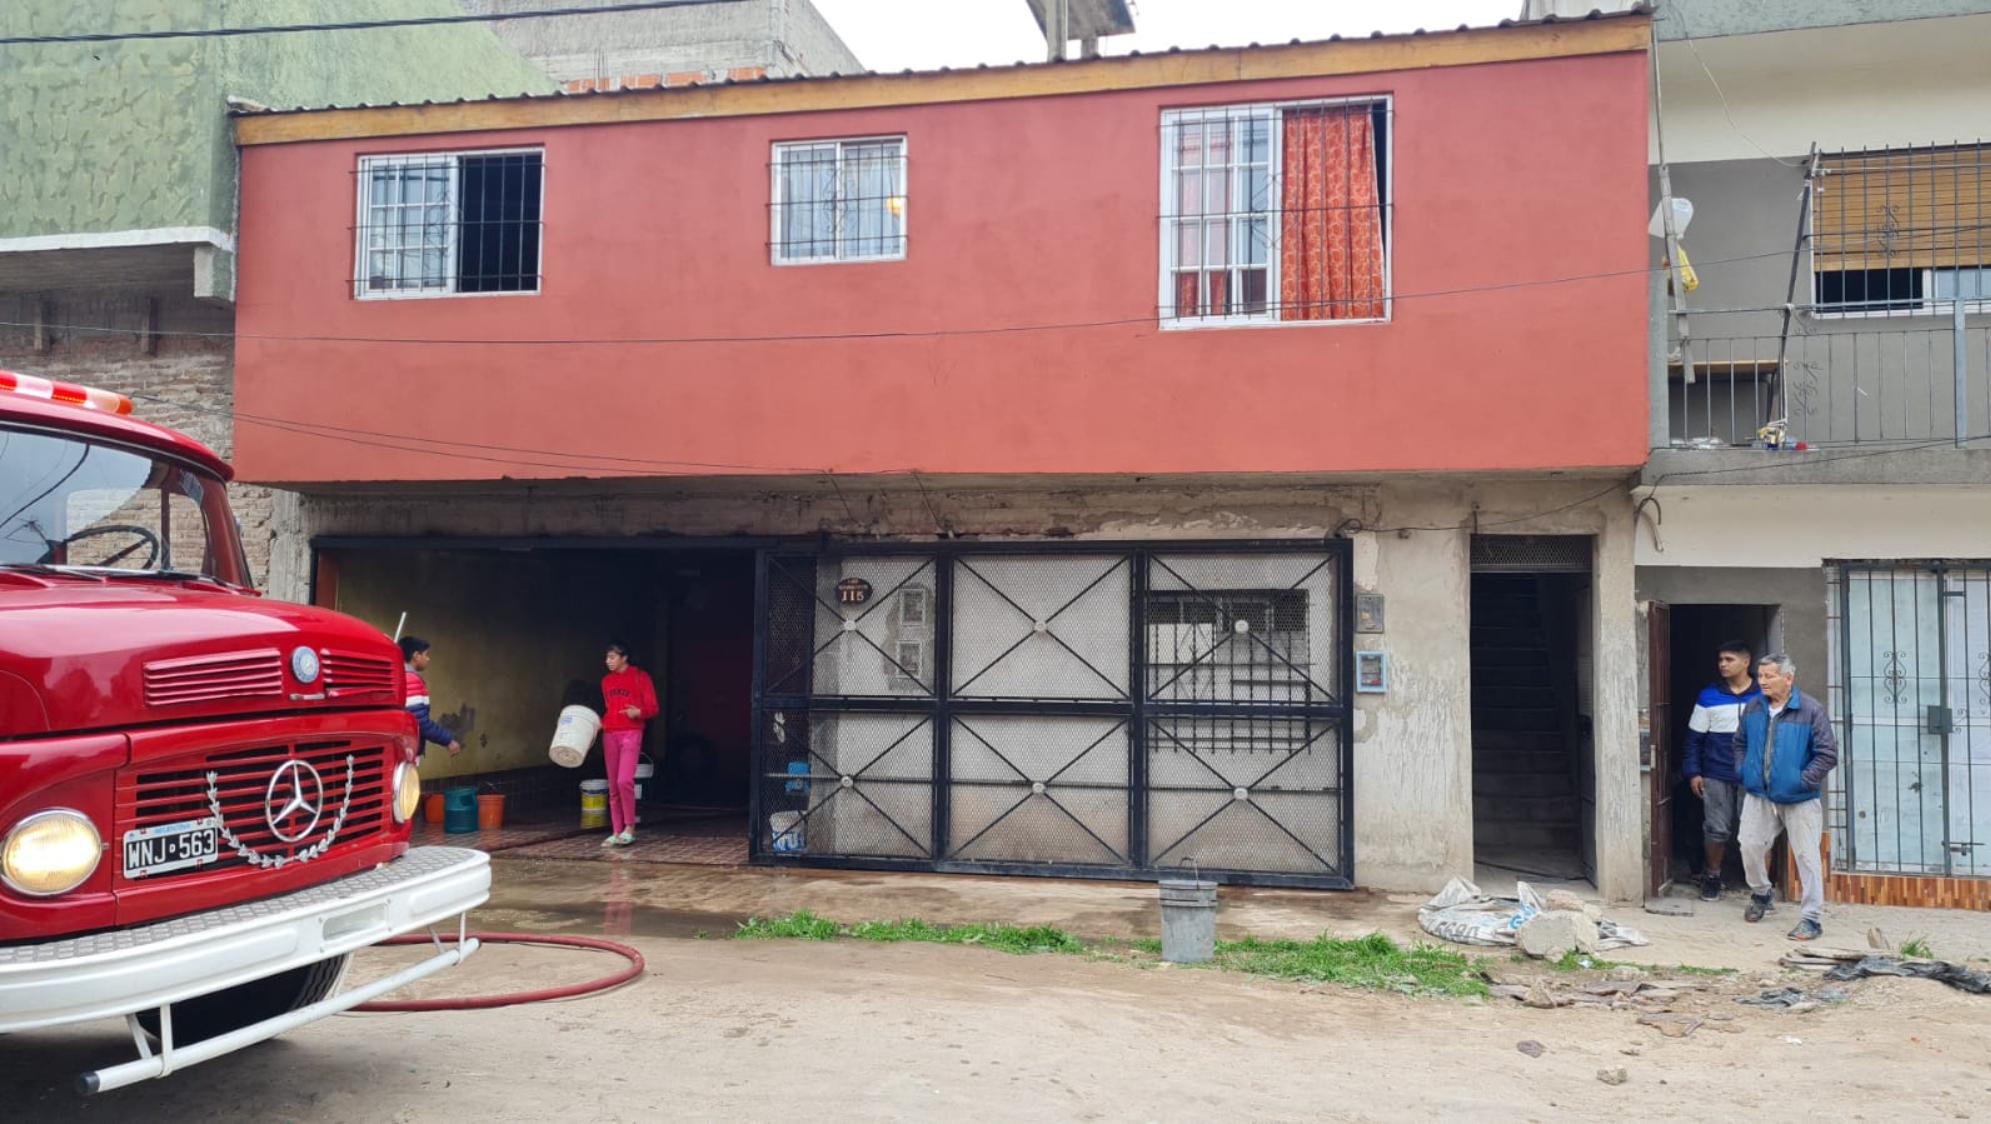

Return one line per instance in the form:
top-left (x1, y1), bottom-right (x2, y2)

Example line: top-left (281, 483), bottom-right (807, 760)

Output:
top-left (1470, 536), bottom-right (1594, 884)
top-left (1660, 604), bottom-right (1777, 890)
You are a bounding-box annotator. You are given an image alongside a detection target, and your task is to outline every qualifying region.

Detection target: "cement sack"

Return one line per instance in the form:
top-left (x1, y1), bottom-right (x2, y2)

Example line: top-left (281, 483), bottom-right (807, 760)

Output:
top-left (1417, 878), bottom-right (1650, 951)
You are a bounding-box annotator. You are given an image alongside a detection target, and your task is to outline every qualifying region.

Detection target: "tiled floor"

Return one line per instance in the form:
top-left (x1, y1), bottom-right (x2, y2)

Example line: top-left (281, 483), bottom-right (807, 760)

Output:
top-left (412, 814), bottom-right (584, 853)
top-left (497, 812), bottom-right (749, 867)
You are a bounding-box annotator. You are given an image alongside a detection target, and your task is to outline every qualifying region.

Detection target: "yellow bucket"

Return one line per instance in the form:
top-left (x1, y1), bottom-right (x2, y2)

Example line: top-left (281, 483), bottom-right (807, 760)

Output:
top-left (580, 779), bottom-right (609, 829)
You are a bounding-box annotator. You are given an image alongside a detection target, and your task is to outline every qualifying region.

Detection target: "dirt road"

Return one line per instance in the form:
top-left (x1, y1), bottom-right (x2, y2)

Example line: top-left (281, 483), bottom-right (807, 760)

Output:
top-left (8, 925), bottom-right (1989, 1121)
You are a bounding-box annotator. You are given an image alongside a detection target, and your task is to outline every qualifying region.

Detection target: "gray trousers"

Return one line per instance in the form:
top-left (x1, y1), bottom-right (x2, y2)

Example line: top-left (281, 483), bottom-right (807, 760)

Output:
top-left (1738, 794), bottom-right (1825, 923)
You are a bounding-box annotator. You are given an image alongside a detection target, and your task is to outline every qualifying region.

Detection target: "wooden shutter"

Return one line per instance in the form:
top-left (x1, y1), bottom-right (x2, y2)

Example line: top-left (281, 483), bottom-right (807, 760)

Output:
top-left (1812, 145), bottom-right (1991, 272)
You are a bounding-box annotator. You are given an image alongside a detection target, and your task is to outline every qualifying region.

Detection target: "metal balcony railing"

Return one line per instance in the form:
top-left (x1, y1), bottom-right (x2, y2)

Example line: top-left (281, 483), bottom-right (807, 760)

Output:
top-left (1668, 305), bottom-right (1991, 448)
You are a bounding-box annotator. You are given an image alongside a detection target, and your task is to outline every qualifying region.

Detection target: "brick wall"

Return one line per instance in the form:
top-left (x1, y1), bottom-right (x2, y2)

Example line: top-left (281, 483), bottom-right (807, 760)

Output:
top-left (0, 289), bottom-right (281, 589)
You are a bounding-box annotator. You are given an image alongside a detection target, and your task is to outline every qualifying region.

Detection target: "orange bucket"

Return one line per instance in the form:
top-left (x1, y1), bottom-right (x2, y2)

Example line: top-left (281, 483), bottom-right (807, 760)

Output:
top-left (477, 794), bottom-right (506, 830)
top-left (423, 793), bottom-right (445, 824)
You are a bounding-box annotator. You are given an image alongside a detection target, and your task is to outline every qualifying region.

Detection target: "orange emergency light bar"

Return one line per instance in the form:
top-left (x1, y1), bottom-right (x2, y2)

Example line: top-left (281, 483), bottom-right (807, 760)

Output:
top-left (0, 369), bottom-right (134, 415)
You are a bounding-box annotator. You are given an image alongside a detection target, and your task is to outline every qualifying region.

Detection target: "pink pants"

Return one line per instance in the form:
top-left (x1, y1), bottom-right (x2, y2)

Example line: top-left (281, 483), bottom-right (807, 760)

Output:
top-left (602, 729), bottom-right (643, 834)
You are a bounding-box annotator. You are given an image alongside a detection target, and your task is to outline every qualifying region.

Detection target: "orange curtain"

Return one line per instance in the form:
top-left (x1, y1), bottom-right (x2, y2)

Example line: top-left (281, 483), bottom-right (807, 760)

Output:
top-left (1280, 107), bottom-right (1384, 320)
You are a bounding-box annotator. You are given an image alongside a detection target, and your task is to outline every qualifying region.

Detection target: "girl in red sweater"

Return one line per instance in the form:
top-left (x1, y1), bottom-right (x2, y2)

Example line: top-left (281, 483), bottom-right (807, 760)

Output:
top-left (599, 642), bottom-right (658, 846)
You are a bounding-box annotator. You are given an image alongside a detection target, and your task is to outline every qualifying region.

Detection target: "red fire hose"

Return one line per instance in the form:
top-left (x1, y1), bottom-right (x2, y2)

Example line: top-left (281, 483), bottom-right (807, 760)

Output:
top-left (352, 931), bottom-right (645, 1012)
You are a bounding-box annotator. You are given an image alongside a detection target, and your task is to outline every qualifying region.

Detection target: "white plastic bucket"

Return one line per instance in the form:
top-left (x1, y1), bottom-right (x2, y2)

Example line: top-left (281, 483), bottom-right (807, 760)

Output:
top-left (633, 754), bottom-right (654, 801)
top-left (550, 705), bottom-right (601, 769)
top-left (579, 778), bottom-right (609, 829)
top-left (769, 811), bottom-right (805, 854)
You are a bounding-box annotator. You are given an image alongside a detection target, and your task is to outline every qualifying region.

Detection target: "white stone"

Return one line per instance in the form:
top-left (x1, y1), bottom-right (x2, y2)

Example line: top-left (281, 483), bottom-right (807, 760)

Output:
top-left (1518, 910), bottom-right (1601, 959)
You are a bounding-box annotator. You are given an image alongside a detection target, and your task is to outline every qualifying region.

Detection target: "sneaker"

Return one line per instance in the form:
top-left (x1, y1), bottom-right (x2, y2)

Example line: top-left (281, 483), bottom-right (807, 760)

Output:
top-left (1699, 874), bottom-right (1722, 902)
top-left (1788, 918), bottom-right (1823, 942)
top-left (1744, 892), bottom-right (1772, 923)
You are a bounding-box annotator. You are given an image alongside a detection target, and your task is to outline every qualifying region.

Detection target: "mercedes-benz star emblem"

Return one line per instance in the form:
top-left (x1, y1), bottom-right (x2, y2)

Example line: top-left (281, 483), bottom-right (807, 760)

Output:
top-left (265, 759), bottom-right (325, 843)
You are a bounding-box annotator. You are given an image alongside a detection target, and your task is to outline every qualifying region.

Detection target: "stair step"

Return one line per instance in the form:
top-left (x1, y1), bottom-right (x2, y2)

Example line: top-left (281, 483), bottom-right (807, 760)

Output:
top-left (1472, 708), bottom-right (1561, 731)
top-left (1472, 687), bottom-right (1558, 709)
top-left (1470, 626), bottom-right (1547, 647)
top-left (1474, 821), bottom-right (1581, 851)
top-left (1474, 794), bottom-right (1579, 823)
top-left (1474, 772), bottom-right (1577, 798)
top-left (1472, 731), bottom-right (1568, 753)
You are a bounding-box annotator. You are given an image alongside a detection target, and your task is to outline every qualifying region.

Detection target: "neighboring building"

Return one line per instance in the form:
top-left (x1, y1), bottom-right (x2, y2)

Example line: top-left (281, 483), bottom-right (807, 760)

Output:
top-left (1630, 0), bottom-right (1991, 908)
top-left (461, 0), bottom-right (860, 92)
top-left (0, 1), bottom-right (555, 582)
top-left (228, 14), bottom-right (1654, 896)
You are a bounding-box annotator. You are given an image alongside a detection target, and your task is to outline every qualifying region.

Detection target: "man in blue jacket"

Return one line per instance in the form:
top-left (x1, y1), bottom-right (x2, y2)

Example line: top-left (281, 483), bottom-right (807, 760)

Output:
top-left (1731, 653), bottom-right (1838, 941)
top-left (1682, 640), bottom-right (1761, 901)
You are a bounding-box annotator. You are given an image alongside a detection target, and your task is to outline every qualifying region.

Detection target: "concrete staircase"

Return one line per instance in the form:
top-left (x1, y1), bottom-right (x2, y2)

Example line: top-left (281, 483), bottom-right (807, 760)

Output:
top-left (1471, 577), bottom-right (1579, 856)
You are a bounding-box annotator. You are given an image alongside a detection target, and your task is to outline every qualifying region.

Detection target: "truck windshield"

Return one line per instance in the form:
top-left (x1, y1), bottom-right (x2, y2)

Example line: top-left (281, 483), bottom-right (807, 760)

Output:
top-left (0, 424), bottom-right (249, 584)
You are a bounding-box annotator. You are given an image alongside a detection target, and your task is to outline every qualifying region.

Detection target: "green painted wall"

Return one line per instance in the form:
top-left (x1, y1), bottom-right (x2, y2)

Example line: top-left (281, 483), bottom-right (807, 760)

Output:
top-left (0, 1), bottom-right (554, 240)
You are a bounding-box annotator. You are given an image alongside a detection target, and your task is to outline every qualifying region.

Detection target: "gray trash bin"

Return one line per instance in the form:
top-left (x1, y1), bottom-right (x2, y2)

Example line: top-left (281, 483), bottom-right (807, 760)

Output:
top-left (1158, 878), bottom-right (1218, 963)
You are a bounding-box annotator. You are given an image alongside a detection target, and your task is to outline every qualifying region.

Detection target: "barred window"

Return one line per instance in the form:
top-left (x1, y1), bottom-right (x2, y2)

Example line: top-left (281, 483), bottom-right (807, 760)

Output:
top-left (1160, 99), bottom-right (1390, 325)
top-left (771, 136), bottom-right (907, 264)
top-left (1812, 143), bottom-right (1991, 315)
top-left (355, 149), bottom-right (543, 298)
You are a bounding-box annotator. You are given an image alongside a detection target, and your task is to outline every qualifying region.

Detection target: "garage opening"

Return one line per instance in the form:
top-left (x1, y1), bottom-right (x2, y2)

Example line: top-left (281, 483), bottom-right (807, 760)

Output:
top-left (317, 545), bottom-right (756, 857)
top-left (1470, 535), bottom-right (1594, 884)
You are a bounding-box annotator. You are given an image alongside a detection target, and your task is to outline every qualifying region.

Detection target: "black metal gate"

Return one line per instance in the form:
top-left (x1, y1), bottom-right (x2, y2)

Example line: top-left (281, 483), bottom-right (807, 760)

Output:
top-left (751, 541), bottom-right (1353, 887)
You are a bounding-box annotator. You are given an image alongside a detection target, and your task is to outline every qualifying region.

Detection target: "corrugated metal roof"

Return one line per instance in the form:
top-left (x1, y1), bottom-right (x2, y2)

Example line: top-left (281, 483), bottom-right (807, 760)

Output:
top-left (228, 4), bottom-right (1651, 117)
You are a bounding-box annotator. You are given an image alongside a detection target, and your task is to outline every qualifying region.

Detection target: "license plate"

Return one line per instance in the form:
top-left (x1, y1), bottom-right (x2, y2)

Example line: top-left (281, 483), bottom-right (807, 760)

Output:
top-left (123, 817), bottom-right (221, 878)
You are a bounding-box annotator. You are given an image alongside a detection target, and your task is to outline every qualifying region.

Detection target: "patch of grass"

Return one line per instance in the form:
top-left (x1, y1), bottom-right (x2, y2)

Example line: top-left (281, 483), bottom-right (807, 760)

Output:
top-left (1668, 963), bottom-right (1736, 977)
top-left (735, 914), bottom-right (1484, 998)
top-left (1900, 936), bottom-right (1935, 959)
top-left (735, 910), bottom-right (841, 940)
top-left (736, 912), bottom-right (1082, 955)
top-left (1206, 933), bottom-right (1487, 998)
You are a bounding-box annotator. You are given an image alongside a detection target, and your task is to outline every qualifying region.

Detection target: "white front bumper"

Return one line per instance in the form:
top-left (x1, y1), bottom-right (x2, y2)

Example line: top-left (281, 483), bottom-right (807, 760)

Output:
top-left (0, 846), bottom-right (490, 1034)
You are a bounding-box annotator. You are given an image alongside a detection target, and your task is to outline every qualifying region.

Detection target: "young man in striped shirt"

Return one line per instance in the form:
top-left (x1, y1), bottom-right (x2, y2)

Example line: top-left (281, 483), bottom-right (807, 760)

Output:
top-left (1681, 639), bottom-right (1761, 901)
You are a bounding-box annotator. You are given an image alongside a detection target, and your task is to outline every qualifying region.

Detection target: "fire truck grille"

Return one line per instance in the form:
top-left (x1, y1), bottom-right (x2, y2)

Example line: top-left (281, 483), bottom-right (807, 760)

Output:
top-left (322, 650), bottom-right (399, 700)
top-left (142, 648), bottom-right (285, 706)
top-left (122, 740), bottom-right (393, 879)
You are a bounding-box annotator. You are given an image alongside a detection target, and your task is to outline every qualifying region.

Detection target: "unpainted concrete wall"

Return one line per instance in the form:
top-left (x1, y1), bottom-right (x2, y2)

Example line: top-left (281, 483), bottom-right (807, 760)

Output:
top-left (267, 474), bottom-right (1645, 899)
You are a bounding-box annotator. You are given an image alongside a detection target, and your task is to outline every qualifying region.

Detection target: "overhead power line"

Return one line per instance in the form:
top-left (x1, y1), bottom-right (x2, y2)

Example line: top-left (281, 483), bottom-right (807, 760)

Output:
top-left (0, 0), bottom-right (745, 47)
top-left (0, 245), bottom-right (1799, 349)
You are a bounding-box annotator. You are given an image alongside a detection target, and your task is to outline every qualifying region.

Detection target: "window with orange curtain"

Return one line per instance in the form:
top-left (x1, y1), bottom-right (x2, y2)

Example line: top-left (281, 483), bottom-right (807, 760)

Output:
top-left (1160, 100), bottom-right (1388, 325)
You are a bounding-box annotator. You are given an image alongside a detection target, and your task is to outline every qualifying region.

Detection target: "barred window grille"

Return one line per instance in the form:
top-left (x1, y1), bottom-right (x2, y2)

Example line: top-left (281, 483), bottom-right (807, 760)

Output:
top-left (770, 136), bottom-right (907, 263)
top-left (355, 149), bottom-right (544, 298)
top-left (1159, 99), bottom-right (1391, 325)
top-left (1811, 142), bottom-right (1991, 316)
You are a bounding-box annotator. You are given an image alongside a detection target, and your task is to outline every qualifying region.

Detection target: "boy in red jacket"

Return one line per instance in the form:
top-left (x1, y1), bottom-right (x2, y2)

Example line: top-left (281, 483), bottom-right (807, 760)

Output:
top-left (600, 641), bottom-right (658, 846)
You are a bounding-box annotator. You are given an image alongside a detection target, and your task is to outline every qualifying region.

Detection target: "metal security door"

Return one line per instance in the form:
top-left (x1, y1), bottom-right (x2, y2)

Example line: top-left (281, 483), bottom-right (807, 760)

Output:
top-left (753, 542), bottom-right (1352, 887)
top-left (1943, 569), bottom-right (1991, 875)
top-left (1840, 564), bottom-right (1991, 877)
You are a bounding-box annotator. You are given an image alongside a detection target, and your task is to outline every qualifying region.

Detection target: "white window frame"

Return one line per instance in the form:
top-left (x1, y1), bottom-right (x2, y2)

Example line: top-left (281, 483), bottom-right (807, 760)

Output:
top-left (769, 134), bottom-right (908, 266)
top-left (353, 147), bottom-right (545, 301)
top-left (1157, 96), bottom-right (1392, 330)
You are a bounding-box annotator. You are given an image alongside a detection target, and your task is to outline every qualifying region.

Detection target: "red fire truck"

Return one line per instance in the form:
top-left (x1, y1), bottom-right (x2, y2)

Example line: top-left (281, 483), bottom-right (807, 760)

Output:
top-left (0, 371), bottom-right (488, 1092)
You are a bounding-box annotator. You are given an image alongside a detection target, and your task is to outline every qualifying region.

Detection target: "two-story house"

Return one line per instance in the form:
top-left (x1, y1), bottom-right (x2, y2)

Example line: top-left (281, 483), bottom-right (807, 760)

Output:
top-left (1627, 0), bottom-right (1991, 909)
top-left (228, 12), bottom-right (1654, 897)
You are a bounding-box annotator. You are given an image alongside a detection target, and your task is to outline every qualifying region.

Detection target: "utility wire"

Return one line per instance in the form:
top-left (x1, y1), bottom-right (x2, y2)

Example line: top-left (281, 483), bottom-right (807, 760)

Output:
top-left (0, 1), bottom-right (746, 47)
top-left (0, 246), bottom-right (1806, 349)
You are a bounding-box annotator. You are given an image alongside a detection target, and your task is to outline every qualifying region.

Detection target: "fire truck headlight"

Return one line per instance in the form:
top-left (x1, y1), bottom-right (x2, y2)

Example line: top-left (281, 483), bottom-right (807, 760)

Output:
top-left (392, 762), bottom-right (422, 824)
top-left (1, 810), bottom-right (102, 897)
